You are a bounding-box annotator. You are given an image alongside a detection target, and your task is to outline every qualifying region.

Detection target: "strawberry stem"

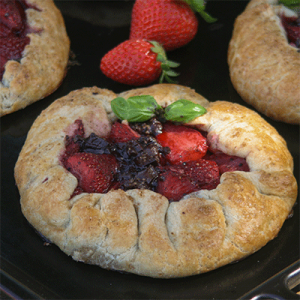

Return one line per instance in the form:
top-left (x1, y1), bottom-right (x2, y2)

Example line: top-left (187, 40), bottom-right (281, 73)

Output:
top-left (183, 0), bottom-right (217, 23)
top-left (149, 41), bottom-right (180, 84)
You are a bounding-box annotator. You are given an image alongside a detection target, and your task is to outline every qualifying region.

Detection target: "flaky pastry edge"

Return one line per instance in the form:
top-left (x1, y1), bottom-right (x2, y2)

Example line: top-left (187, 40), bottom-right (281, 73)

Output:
top-left (14, 84), bottom-right (298, 278)
top-left (0, 0), bottom-right (70, 117)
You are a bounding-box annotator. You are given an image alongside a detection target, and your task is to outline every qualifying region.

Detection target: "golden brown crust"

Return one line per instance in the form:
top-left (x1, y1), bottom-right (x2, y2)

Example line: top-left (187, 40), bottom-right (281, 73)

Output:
top-left (14, 84), bottom-right (297, 278)
top-left (228, 0), bottom-right (300, 124)
top-left (0, 0), bottom-right (70, 117)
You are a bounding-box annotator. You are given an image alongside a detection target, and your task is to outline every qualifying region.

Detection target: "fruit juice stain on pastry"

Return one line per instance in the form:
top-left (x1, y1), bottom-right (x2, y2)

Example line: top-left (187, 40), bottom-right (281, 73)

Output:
top-left (281, 15), bottom-right (300, 48)
top-left (60, 98), bottom-right (249, 202)
top-left (0, 0), bottom-right (39, 79)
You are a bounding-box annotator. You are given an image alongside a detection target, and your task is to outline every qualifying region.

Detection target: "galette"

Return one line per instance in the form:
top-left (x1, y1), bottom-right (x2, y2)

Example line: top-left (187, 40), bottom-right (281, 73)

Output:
top-left (228, 0), bottom-right (300, 124)
top-left (0, 0), bottom-right (70, 117)
top-left (15, 84), bottom-right (297, 278)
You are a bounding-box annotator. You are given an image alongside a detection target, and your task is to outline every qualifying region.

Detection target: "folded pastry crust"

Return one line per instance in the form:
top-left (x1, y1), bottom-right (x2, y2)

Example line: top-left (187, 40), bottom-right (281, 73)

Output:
top-left (15, 84), bottom-right (297, 278)
top-left (228, 0), bottom-right (300, 124)
top-left (0, 0), bottom-right (70, 117)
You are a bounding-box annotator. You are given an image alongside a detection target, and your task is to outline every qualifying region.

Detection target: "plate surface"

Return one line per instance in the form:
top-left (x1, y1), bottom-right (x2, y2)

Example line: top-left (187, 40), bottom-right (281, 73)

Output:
top-left (1, 1), bottom-right (299, 299)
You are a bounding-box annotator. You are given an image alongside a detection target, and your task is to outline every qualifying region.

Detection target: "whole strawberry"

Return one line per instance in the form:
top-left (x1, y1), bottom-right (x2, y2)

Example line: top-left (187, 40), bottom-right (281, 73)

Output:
top-left (100, 39), bottom-right (179, 86)
top-left (130, 0), bottom-right (216, 51)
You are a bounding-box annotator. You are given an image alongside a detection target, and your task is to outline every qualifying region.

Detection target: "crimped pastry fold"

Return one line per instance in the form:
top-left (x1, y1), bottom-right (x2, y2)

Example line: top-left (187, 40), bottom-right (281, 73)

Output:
top-left (228, 0), bottom-right (300, 124)
top-left (15, 84), bottom-right (297, 278)
top-left (0, 0), bottom-right (70, 117)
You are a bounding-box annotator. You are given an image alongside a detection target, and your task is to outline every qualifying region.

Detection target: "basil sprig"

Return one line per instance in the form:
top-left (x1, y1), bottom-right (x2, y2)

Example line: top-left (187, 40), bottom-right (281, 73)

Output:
top-left (111, 95), bottom-right (162, 122)
top-left (164, 99), bottom-right (207, 123)
top-left (279, 0), bottom-right (300, 9)
top-left (111, 95), bottom-right (206, 123)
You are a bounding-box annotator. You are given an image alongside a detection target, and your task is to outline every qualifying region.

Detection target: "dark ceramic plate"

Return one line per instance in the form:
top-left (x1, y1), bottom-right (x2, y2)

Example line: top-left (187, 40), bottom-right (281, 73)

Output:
top-left (1, 1), bottom-right (299, 299)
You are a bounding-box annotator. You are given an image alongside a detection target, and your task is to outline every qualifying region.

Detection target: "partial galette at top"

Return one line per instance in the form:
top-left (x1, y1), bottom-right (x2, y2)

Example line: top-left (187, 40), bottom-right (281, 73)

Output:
top-left (228, 0), bottom-right (300, 124)
top-left (15, 84), bottom-right (297, 278)
top-left (0, 0), bottom-right (70, 117)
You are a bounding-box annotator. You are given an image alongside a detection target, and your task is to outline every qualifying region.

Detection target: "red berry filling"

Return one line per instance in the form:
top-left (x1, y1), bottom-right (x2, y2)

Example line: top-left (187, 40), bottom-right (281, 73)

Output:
top-left (281, 15), bottom-right (300, 49)
top-left (156, 122), bottom-right (208, 164)
top-left (60, 119), bottom-right (249, 201)
top-left (0, 0), bottom-right (39, 80)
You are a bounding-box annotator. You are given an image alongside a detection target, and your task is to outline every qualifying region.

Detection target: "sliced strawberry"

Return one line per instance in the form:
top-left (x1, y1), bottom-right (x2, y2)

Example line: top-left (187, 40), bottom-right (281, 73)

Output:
top-left (73, 119), bottom-right (85, 136)
top-left (63, 152), bottom-right (119, 194)
top-left (109, 181), bottom-right (122, 191)
top-left (171, 160), bottom-right (220, 189)
top-left (157, 169), bottom-right (199, 201)
top-left (205, 152), bottom-right (249, 174)
top-left (0, 55), bottom-right (6, 78)
top-left (64, 135), bottom-right (81, 158)
top-left (71, 186), bottom-right (85, 198)
top-left (0, 0), bottom-right (24, 32)
top-left (108, 122), bottom-right (140, 143)
top-left (0, 24), bottom-right (12, 38)
top-left (62, 120), bottom-right (85, 159)
top-left (285, 26), bottom-right (300, 44)
top-left (157, 159), bottom-right (219, 201)
top-left (0, 36), bottom-right (30, 61)
top-left (0, 0), bottom-right (35, 80)
top-left (156, 122), bottom-right (208, 164)
top-left (281, 16), bottom-right (300, 44)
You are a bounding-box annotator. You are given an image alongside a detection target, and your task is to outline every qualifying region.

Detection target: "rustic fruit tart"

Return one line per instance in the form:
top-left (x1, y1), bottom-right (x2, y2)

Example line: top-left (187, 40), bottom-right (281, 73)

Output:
top-left (0, 0), bottom-right (69, 117)
top-left (14, 84), bottom-right (297, 278)
top-left (228, 0), bottom-right (300, 124)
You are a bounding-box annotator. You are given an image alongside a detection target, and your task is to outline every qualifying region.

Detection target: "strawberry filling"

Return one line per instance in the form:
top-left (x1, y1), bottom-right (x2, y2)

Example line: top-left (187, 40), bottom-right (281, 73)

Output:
top-left (0, 0), bottom-right (39, 79)
top-left (281, 15), bottom-right (300, 49)
top-left (60, 119), bottom-right (249, 201)
top-left (156, 122), bottom-right (208, 164)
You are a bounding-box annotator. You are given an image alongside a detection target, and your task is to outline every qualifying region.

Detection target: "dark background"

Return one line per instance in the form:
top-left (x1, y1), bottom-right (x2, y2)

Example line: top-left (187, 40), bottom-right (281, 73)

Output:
top-left (1, 1), bottom-right (299, 299)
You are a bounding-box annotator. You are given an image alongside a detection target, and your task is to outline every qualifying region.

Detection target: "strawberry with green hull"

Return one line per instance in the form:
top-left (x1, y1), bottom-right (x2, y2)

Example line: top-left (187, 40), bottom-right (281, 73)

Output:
top-left (130, 0), bottom-right (217, 51)
top-left (100, 39), bottom-right (179, 86)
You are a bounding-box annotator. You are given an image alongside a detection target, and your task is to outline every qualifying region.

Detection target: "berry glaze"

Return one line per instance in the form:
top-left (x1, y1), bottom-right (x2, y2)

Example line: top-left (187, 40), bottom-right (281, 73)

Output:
top-left (0, 0), bottom-right (39, 79)
top-left (281, 15), bottom-right (300, 49)
top-left (60, 119), bottom-right (250, 201)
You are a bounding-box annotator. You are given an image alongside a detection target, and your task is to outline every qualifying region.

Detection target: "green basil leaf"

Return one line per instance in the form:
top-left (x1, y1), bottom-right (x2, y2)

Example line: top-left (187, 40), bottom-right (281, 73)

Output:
top-left (164, 99), bottom-right (207, 123)
top-left (279, 0), bottom-right (300, 8)
top-left (111, 95), bottom-right (161, 122)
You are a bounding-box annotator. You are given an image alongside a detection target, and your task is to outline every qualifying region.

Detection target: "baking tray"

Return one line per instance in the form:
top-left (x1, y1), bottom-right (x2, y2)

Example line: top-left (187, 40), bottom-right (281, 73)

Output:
top-left (1, 1), bottom-right (299, 299)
